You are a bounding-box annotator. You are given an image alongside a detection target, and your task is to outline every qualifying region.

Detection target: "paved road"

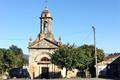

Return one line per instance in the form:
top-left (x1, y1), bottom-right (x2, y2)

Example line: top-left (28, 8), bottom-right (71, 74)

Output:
top-left (8, 78), bottom-right (120, 80)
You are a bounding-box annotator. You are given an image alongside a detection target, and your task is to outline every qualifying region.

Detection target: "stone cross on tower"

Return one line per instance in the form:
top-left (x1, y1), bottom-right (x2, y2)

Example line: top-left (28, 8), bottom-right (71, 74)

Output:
top-left (45, 0), bottom-right (48, 7)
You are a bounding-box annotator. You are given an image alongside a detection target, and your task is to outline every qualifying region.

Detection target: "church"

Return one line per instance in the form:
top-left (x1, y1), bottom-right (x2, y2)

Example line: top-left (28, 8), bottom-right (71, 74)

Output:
top-left (28, 6), bottom-right (62, 79)
top-left (28, 6), bottom-right (78, 79)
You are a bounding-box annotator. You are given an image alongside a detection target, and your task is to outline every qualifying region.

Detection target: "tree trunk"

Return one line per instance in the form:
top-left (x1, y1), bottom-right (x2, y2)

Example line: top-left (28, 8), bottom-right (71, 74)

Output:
top-left (85, 67), bottom-right (91, 78)
top-left (85, 67), bottom-right (88, 78)
top-left (65, 68), bottom-right (68, 78)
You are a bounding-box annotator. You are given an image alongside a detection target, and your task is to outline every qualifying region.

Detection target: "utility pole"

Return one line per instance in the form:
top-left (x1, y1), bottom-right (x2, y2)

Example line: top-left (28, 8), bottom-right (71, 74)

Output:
top-left (92, 26), bottom-right (98, 78)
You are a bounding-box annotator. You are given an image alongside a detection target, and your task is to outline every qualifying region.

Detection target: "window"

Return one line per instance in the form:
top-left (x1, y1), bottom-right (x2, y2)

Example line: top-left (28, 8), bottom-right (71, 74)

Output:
top-left (44, 21), bottom-right (48, 33)
top-left (45, 14), bottom-right (47, 17)
top-left (41, 57), bottom-right (50, 61)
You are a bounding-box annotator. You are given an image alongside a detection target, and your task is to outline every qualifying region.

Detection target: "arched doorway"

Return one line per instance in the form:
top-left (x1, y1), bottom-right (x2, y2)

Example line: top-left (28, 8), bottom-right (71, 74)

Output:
top-left (40, 57), bottom-right (50, 79)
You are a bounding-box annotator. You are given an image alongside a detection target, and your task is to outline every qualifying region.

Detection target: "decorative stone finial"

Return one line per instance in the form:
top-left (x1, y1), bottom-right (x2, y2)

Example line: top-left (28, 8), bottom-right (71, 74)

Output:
top-left (58, 36), bottom-right (62, 46)
top-left (45, 0), bottom-right (48, 9)
top-left (29, 37), bottom-right (32, 46)
top-left (59, 36), bottom-right (61, 42)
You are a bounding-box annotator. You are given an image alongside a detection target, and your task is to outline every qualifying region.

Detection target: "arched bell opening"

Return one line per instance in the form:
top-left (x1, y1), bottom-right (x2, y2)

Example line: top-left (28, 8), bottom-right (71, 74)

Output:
top-left (43, 21), bottom-right (48, 33)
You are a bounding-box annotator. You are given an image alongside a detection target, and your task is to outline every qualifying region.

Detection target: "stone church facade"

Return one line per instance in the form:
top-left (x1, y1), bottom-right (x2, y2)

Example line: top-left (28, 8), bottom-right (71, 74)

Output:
top-left (28, 6), bottom-right (78, 79)
top-left (28, 7), bottom-right (62, 79)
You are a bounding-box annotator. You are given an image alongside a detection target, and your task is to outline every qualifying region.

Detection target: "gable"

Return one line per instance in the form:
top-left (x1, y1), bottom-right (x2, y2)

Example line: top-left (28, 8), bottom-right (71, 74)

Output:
top-left (29, 38), bottom-right (59, 49)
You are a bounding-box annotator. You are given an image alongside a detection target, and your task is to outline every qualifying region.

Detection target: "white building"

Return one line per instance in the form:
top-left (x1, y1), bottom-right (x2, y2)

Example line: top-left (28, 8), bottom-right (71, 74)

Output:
top-left (97, 54), bottom-right (120, 77)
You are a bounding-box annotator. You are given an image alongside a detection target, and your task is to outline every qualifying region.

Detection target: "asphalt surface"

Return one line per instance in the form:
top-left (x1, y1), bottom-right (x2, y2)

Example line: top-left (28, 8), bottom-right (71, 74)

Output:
top-left (8, 78), bottom-right (120, 80)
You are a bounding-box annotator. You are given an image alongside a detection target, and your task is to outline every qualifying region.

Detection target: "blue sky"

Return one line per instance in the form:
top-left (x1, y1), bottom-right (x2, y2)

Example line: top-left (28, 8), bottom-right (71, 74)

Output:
top-left (0, 0), bottom-right (120, 54)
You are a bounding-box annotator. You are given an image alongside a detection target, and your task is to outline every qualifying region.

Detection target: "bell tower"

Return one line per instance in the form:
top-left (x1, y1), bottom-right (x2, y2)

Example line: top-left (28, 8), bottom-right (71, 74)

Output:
top-left (40, 7), bottom-right (53, 33)
top-left (39, 7), bottom-right (54, 41)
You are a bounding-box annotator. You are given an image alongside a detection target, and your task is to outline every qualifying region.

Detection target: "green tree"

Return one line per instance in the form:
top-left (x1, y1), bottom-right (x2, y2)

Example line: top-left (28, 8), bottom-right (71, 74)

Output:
top-left (0, 49), bottom-right (10, 74)
top-left (77, 44), bottom-right (105, 77)
top-left (51, 44), bottom-right (105, 78)
top-left (8, 45), bottom-right (24, 68)
top-left (0, 49), bottom-right (4, 74)
top-left (51, 44), bottom-right (76, 78)
top-left (0, 45), bottom-right (25, 74)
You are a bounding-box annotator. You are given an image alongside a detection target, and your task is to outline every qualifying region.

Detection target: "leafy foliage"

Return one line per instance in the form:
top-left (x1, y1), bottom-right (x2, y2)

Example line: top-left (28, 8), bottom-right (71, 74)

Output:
top-left (51, 44), bottom-right (105, 77)
top-left (51, 44), bottom-right (76, 77)
top-left (0, 45), bottom-right (26, 74)
top-left (76, 44), bottom-right (104, 76)
top-left (76, 44), bottom-right (104, 69)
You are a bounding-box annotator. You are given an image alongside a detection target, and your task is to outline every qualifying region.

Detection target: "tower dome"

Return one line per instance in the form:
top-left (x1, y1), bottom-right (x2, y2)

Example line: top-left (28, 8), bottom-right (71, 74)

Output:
top-left (41, 7), bottom-right (52, 18)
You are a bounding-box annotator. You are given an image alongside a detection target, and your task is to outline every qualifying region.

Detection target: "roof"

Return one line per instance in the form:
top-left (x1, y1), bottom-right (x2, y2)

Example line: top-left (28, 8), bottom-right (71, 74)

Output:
top-left (28, 38), bottom-right (60, 49)
top-left (41, 7), bottom-right (52, 18)
top-left (104, 53), bottom-right (120, 61)
top-left (98, 54), bottom-right (120, 66)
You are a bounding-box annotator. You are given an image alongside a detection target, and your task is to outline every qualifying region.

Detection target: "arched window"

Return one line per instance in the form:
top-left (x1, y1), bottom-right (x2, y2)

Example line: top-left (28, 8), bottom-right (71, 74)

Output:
top-left (44, 21), bottom-right (48, 33)
top-left (41, 57), bottom-right (50, 61)
top-left (45, 14), bottom-right (47, 17)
